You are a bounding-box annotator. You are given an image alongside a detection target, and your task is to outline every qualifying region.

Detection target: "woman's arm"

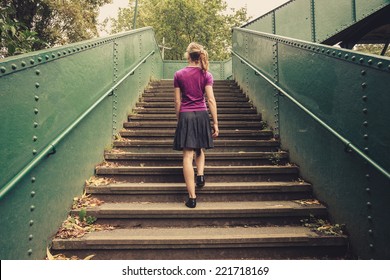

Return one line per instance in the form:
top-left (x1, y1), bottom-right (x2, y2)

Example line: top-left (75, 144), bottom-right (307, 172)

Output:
top-left (205, 85), bottom-right (219, 138)
top-left (174, 87), bottom-right (181, 120)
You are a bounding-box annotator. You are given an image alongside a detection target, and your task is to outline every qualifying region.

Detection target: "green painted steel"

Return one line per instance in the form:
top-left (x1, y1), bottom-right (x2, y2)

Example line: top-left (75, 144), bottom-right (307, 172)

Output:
top-left (0, 27), bottom-right (163, 259)
top-left (163, 59), bottom-right (232, 80)
top-left (232, 27), bottom-right (390, 259)
top-left (243, 0), bottom-right (390, 43)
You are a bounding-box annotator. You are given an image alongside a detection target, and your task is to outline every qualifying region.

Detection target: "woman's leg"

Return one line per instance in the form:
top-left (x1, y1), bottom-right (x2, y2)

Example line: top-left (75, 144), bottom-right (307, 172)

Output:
top-left (195, 149), bottom-right (205, 176)
top-left (183, 149), bottom-right (196, 198)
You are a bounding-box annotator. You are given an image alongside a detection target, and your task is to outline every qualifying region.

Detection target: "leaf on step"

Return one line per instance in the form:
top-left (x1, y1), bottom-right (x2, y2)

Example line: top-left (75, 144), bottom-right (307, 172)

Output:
top-left (294, 199), bottom-right (321, 206)
top-left (84, 254), bottom-right (96, 260)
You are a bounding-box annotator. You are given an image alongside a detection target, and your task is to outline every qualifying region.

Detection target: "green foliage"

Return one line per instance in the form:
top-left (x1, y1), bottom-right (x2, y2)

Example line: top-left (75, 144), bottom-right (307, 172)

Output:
top-left (104, 0), bottom-right (251, 60)
top-left (0, 5), bottom-right (43, 57)
top-left (354, 44), bottom-right (390, 57)
top-left (0, 0), bottom-right (112, 57)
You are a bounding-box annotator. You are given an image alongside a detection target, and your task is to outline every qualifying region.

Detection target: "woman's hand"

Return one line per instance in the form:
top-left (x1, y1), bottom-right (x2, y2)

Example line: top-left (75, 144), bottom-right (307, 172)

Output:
top-left (212, 123), bottom-right (219, 138)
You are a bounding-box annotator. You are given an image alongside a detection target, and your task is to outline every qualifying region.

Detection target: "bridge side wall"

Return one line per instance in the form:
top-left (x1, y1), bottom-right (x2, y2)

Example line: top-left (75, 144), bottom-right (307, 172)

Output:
top-left (232, 27), bottom-right (390, 259)
top-left (0, 27), bottom-right (163, 259)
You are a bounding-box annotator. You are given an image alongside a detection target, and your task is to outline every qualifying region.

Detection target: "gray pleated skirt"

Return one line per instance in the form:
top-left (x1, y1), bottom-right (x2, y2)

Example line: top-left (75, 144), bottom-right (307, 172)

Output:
top-left (173, 111), bottom-right (214, 151)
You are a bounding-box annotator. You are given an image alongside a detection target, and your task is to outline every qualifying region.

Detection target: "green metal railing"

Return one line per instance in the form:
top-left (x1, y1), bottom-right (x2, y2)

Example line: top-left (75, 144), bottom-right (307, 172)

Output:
top-left (0, 27), bottom-right (163, 259)
top-left (232, 50), bottom-right (389, 180)
top-left (232, 27), bottom-right (390, 259)
top-left (243, 0), bottom-right (390, 44)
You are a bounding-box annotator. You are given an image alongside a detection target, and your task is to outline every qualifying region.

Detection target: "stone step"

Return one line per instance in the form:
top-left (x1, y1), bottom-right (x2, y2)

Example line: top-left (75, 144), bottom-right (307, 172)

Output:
top-left (51, 226), bottom-right (347, 259)
top-left (112, 139), bottom-right (280, 152)
top-left (128, 114), bottom-right (262, 121)
top-left (119, 129), bottom-right (273, 140)
top-left (136, 101), bottom-right (253, 108)
top-left (95, 165), bottom-right (300, 183)
top-left (132, 107), bottom-right (258, 114)
top-left (123, 121), bottom-right (265, 129)
top-left (69, 200), bottom-right (326, 228)
top-left (86, 181), bottom-right (313, 203)
top-left (103, 151), bottom-right (289, 166)
top-left (142, 89), bottom-right (246, 98)
top-left (141, 96), bottom-right (249, 102)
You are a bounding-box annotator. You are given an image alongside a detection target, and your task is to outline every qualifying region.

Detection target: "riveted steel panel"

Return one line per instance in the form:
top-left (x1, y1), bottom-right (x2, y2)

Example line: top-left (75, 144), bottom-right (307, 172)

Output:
top-left (0, 27), bottom-right (163, 259)
top-left (274, 0), bottom-right (312, 42)
top-left (314, 0), bottom-right (354, 42)
top-left (232, 27), bottom-right (390, 259)
top-left (245, 13), bottom-right (274, 34)
top-left (355, 0), bottom-right (390, 20)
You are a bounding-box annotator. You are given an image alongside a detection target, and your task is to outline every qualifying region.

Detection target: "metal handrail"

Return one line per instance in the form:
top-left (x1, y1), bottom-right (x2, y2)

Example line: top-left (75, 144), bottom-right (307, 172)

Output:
top-left (0, 50), bottom-right (155, 200)
top-left (232, 50), bottom-right (390, 180)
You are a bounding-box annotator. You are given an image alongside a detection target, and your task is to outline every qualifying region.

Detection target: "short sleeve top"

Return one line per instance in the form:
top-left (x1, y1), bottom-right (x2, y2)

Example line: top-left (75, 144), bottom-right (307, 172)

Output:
top-left (174, 67), bottom-right (214, 112)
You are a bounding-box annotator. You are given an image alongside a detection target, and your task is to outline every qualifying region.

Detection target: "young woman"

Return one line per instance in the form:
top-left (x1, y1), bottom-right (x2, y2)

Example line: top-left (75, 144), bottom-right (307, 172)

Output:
top-left (173, 42), bottom-right (219, 208)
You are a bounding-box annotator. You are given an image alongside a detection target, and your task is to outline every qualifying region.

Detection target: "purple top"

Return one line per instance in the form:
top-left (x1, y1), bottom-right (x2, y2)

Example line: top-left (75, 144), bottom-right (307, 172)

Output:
top-left (174, 67), bottom-right (214, 112)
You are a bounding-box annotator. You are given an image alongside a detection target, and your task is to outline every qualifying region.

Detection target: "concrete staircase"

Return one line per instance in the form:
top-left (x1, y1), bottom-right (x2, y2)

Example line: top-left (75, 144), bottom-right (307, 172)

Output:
top-left (51, 80), bottom-right (348, 259)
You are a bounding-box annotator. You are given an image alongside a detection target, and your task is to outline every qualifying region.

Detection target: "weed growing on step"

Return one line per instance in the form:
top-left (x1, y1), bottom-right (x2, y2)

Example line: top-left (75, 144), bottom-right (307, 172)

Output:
top-left (301, 214), bottom-right (345, 236)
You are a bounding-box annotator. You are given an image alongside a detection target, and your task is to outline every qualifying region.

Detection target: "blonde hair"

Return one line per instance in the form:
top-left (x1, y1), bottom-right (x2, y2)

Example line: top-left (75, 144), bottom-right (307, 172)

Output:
top-left (185, 42), bottom-right (209, 72)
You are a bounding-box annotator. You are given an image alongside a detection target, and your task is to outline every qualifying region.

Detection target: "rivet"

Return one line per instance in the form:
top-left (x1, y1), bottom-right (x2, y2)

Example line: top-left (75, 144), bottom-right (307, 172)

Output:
top-left (363, 108), bottom-right (368, 114)
top-left (366, 174), bottom-right (370, 179)
top-left (45, 55), bottom-right (50, 60)
top-left (368, 229), bottom-right (373, 234)
top-left (51, 53), bottom-right (56, 58)
top-left (34, 108), bottom-right (39, 114)
top-left (368, 59), bottom-right (373, 65)
top-left (361, 70), bottom-right (366, 75)
top-left (369, 244), bottom-right (374, 249)
top-left (36, 70), bottom-right (40, 75)
top-left (34, 95), bottom-right (39, 101)
top-left (367, 202), bottom-right (372, 207)
top-left (31, 191), bottom-right (36, 197)
top-left (28, 249), bottom-right (33, 255)
top-left (30, 59), bottom-right (35, 65)
top-left (32, 149), bottom-right (37, 155)
top-left (359, 58), bottom-right (364, 63)
top-left (367, 216), bottom-right (372, 221)
top-left (30, 205), bottom-right (35, 211)
top-left (33, 122), bottom-right (38, 128)
top-left (38, 57), bottom-right (42, 62)
top-left (63, 51), bottom-right (67, 55)
top-left (338, 52), bottom-right (342, 57)
top-left (0, 66), bottom-right (6, 73)
top-left (351, 56), bottom-right (356, 61)
top-left (377, 62), bottom-right (383, 68)
top-left (363, 134), bottom-right (369, 139)
top-left (21, 61), bottom-right (26, 67)
top-left (57, 52), bottom-right (61, 57)
top-left (29, 220), bottom-right (34, 226)
top-left (344, 54), bottom-right (349, 59)
top-left (363, 121), bottom-right (368, 127)
top-left (31, 177), bottom-right (36, 183)
top-left (362, 95), bottom-right (368, 101)
top-left (11, 64), bottom-right (17, 70)
top-left (361, 82), bottom-right (367, 88)
top-left (33, 136), bottom-right (38, 142)
top-left (366, 187), bottom-right (371, 193)
top-left (35, 82), bottom-right (40, 88)
top-left (29, 234), bottom-right (33, 240)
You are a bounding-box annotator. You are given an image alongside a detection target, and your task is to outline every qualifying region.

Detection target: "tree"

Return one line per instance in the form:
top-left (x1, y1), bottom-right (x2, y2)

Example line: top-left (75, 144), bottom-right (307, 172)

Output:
top-left (104, 0), bottom-right (251, 60)
top-left (354, 44), bottom-right (390, 57)
top-left (1, 0), bottom-right (112, 57)
top-left (0, 4), bottom-right (43, 57)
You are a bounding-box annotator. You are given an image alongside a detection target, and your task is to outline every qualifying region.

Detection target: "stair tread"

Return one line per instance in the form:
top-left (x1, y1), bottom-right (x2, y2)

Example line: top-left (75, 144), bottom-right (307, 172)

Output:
top-left (79, 200), bottom-right (325, 212)
top-left (52, 226), bottom-right (347, 247)
top-left (87, 181), bottom-right (311, 191)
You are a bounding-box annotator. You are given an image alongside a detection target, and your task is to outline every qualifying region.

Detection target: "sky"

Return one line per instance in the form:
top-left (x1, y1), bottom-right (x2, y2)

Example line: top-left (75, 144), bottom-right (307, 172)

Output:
top-left (98, 0), bottom-right (291, 26)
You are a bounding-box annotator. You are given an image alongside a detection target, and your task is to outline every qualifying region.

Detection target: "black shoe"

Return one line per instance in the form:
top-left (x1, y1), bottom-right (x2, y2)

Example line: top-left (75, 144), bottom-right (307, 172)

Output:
top-left (185, 198), bottom-right (197, 208)
top-left (196, 175), bottom-right (205, 188)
